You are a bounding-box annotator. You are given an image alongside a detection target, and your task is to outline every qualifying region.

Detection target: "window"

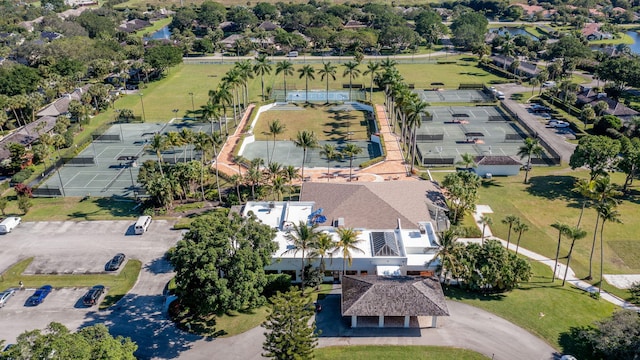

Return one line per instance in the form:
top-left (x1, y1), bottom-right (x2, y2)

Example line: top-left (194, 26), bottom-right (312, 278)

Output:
top-left (346, 270), bottom-right (357, 275)
top-left (360, 271), bottom-right (368, 275)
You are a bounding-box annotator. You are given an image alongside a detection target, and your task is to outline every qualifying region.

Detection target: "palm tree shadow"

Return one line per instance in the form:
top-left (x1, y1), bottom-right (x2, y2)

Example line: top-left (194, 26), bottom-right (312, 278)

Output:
top-left (481, 179), bottom-right (502, 188)
top-left (526, 175), bottom-right (576, 201)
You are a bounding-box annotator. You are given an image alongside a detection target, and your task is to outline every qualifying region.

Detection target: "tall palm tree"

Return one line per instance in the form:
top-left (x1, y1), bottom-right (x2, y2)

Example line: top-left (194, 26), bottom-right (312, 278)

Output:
top-left (428, 228), bottom-right (461, 283)
top-left (282, 221), bottom-right (318, 292)
top-left (480, 215), bottom-right (493, 243)
top-left (363, 61), bottom-right (380, 101)
top-left (265, 161), bottom-right (282, 183)
top-left (165, 131), bottom-right (184, 163)
top-left (192, 131), bottom-right (210, 201)
top-left (234, 60), bottom-right (254, 109)
top-left (209, 131), bottom-right (224, 203)
top-left (342, 61), bottom-right (361, 101)
top-left (406, 98), bottom-right (429, 174)
top-left (275, 60), bottom-right (294, 100)
top-left (333, 227), bottom-right (364, 276)
top-left (221, 69), bottom-right (241, 126)
top-left (587, 176), bottom-right (622, 280)
top-left (551, 222), bottom-right (571, 282)
top-left (179, 128), bottom-right (194, 162)
top-left (245, 162), bottom-right (262, 200)
top-left (562, 226), bottom-right (588, 286)
top-left (513, 222), bottom-right (529, 255)
top-left (200, 101), bottom-right (222, 135)
top-left (319, 144), bottom-right (342, 181)
top-left (271, 175), bottom-right (286, 201)
top-left (267, 119), bottom-right (285, 165)
top-left (215, 83), bottom-right (234, 133)
top-left (596, 202), bottom-right (622, 294)
top-left (283, 165), bottom-right (299, 200)
top-left (342, 143), bottom-right (363, 181)
top-left (318, 62), bottom-right (337, 104)
top-left (293, 130), bottom-right (318, 181)
top-left (572, 178), bottom-right (595, 227)
top-left (517, 137), bottom-right (544, 184)
top-left (253, 53), bottom-right (272, 100)
top-left (233, 154), bottom-right (247, 175)
top-left (297, 64), bottom-right (316, 103)
top-left (230, 174), bottom-right (243, 204)
top-left (502, 215), bottom-right (520, 251)
top-left (147, 133), bottom-right (170, 177)
top-left (529, 78), bottom-right (540, 96)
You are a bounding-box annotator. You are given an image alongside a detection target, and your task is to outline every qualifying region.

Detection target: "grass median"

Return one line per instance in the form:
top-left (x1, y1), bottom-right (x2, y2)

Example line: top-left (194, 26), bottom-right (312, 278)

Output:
top-left (315, 345), bottom-right (489, 359)
top-left (0, 258), bottom-right (141, 310)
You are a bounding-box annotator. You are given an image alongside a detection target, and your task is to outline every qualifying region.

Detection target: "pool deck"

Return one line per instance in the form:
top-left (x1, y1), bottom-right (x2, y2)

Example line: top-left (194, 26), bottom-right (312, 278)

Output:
top-left (216, 103), bottom-right (415, 183)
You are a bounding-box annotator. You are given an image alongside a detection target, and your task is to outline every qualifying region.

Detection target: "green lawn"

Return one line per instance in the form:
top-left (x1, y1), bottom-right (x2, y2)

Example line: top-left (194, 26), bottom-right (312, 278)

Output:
top-left (0, 258), bottom-right (142, 310)
top-left (315, 346), bottom-right (489, 360)
top-left (252, 104), bottom-right (369, 142)
top-left (446, 260), bottom-right (617, 350)
top-left (1, 196), bottom-right (140, 221)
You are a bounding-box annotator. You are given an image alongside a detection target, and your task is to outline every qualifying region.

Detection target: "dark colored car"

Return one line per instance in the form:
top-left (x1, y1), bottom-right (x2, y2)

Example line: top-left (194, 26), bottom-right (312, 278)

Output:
top-left (83, 285), bottom-right (105, 306)
top-left (27, 285), bottom-right (52, 306)
top-left (106, 253), bottom-right (126, 271)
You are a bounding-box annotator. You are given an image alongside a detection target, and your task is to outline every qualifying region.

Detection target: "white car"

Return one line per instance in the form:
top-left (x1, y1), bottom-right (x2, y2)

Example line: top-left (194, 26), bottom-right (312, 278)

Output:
top-left (0, 288), bottom-right (16, 308)
top-left (542, 81), bottom-right (556, 88)
top-left (548, 120), bottom-right (570, 128)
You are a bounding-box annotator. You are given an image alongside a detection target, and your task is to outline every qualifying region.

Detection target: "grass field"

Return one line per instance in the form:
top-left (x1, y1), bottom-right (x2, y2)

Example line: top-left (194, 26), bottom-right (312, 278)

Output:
top-left (90, 56), bottom-right (501, 128)
top-left (0, 258), bottom-right (142, 310)
top-left (446, 260), bottom-right (617, 350)
top-left (252, 104), bottom-right (369, 142)
top-left (315, 346), bottom-right (489, 360)
top-left (430, 166), bottom-right (640, 279)
top-left (1, 196), bottom-right (140, 221)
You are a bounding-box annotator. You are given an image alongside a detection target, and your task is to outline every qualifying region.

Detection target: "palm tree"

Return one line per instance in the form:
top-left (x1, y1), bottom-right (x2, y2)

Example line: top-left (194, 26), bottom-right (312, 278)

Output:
top-left (293, 130), bottom-right (318, 181)
top-left (265, 161), bottom-right (282, 183)
top-left (275, 60), bottom-right (294, 100)
top-left (230, 174), bottom-right (243, 204)
top-left (233, 154), bottom-right (247, 175)
top-left (267, 119), bottom-right (285, 166)
top-left (517, 138), bottom-right (544, 184)
top-left (572, 178), bottom-right (595, 227)
top-left (271, 175), bottom-right (286, 201)
top-left (456, 153), bottom-right (476, 170)
top-left (480, 215), bottom-right (493, 243)
top-left (596, 202), bottom-right (622, 294)
top-left (529, 78), bottom-right (540, 96)
top-left (406, 98), bottom-right (429, 174)
top-left (587, 176), bottom-right (622, 280)
top-left (297, 64), bottom-right (316, 103)
top-left (283, 165), bottom-right (299, 200)
top-left (550, 222), bottom-right (571, 282)
top-left (320, 144), bottom-right (342, 181)
top-left (209, 131), bottom-right (224, 203)
top-left (147, 133), bottom-right (170, 177)
top-left (200, 101), bottom-right (222, 135)
top-left (342, 61), bottom-right (361, 101)
top-left (221, 69), bottom-right (241, 126)
top-left (363, 61), bottom-right (380, 101)
top-left (318, 62), bottom-right (337, 105)
top-left (342, 143), bottom-right (363, 182)
top-left (562, 226), bottom-right (588, 286)
top-left (513, 222), bottom-right (529, 255)
top-left (179, 128), bottom-right (194, 162)
top-left (215, 83), bottom-right (234, 133)
top-left (502, 215), bottom-right (520, 251)
top-left (428, 228), bottom-right (461, 283)
top-left (282, 221), bottom-right (318, 292)
top-left (312, 232), bottom-right (335, 277)
top-left (333, 227), bottom-right (364, 276)
top-left (245, 162), bottom-right (262, 200)
top-left (235, 60), bottom-right (254, 109)
top-left (165, 131), bottom-right (184, 163)
top-left (253, 53), bottom-right (272, 100)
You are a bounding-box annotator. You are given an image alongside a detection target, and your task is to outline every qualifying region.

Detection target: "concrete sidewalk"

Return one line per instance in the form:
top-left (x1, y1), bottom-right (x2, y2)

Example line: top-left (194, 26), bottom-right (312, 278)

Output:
top-left (473, 206), bottom-right (640, 311)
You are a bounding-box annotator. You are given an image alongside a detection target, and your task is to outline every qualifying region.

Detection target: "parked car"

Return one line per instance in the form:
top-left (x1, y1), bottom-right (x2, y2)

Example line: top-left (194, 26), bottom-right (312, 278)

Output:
top-left (530, 104), bottom-right (550, 112)
top-left (83, 285), bottom-right (105, 306)
top-left (0, 288), bottom-right (16, 307)
top-left (542, 81), bottom-right (556, 87)
top-left (106, 253), bottom-right (126, 271)
top-left (547, 120), bottom-right (570, 128)
top-left (28, 285), bottom-right (52, 306)
top-left (536, 112), bottom-right (552, 119)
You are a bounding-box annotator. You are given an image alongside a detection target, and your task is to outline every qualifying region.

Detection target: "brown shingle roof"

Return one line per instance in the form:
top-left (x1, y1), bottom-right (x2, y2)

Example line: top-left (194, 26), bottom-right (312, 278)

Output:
top-left (341, 275), bottom-right (449, 317)
top-left (299, 182), bottom-right (445, 229)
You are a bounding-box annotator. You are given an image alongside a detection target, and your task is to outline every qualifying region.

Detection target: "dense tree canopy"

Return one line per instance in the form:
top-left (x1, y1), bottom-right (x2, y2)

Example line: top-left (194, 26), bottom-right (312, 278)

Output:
top-left (567, 310), bottom-right (640, 360)
top-left (570, 135), bottom-right (621, 180)
top-left (596, 56), bottom-right (640, 92)
top-left (144, 44), bottom-right (183, 73)
top-left (450, 12), bottom-right (488, 49)
top-left (1, 322), bottom-right (137, 359)
top-left (168, 211), bottom-right (277, 315)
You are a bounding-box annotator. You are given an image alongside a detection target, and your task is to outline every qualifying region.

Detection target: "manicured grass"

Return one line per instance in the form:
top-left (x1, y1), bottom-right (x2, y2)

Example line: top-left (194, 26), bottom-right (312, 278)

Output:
top-left (477, 167), bottom-right (640, 278)
top-left (0, 258), bottom-right (142, 310)
top-left (590, 32), bottom-right (634, 45)
top-left (446, 260), bottom-right (617, 350)
top-left (252, 104), bottom-right (369, 142)
top-left (1, 196), bottom-right (140, 221)
top-left (315, 346), bottom-right (489, 360)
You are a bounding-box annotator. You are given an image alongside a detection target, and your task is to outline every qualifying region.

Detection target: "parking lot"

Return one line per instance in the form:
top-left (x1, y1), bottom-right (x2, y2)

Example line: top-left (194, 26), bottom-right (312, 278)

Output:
top-left (0, 219), bottom-right (182, 350)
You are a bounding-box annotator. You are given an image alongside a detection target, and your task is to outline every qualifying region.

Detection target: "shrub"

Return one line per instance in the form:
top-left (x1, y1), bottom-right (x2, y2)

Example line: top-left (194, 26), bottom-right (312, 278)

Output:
top-left (17, 195), bottom-right (32, 214)
top-left (14, 183), bottom-right (33, 197)
top-left (263, 273), bottom-right (292, 298)
top-left (11, 168), bottom-right (33, 184)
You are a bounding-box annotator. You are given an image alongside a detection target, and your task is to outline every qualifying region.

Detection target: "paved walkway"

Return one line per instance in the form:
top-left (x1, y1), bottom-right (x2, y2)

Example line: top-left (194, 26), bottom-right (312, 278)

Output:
top-left (472, 206), bottom-right (640, 311)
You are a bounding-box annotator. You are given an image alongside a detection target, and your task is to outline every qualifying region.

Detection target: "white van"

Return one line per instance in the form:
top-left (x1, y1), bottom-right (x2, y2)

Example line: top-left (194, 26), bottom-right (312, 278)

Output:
top-left (0, 217), bottom-right (21, 234)
top-left (134, 216), bottom-right (152, 235)
top-left (286, 51), bottom-right (298, 57)
top-left (496, 91), bottom-right (506, 100)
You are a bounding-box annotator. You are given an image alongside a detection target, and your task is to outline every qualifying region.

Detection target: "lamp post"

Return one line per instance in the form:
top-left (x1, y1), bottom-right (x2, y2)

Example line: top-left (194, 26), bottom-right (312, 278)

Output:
top-left (139, 93), bottom-right (146, 122)
top-left (188, 92), bottom-right (195, 112)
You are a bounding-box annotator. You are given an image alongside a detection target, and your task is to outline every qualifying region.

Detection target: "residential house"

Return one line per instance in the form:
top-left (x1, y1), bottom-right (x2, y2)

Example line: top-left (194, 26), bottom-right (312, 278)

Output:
top-left (343, 20), bottom-right (367, 30)
top-left (513, 4), bottom-right (556, 20)
top-left (490, 55), bottom-right (540, 78)
top-left (0, 116), bottom-right (57, 161)
top-left (577, 87), bottom-right (639, 122)
top-left (258, 21), bottom-right (279, 31)
top-left (581, 23), bottom-right (612, 41)
top-left (118, 19), bottom-right (151, 33)
top-left (37, 85), bottom-right (91, 118)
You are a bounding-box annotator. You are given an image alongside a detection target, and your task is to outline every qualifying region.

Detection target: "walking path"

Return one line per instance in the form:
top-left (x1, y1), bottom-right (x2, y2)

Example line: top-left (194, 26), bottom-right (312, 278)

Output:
top-left (472, 205), bottom-right (640, 311)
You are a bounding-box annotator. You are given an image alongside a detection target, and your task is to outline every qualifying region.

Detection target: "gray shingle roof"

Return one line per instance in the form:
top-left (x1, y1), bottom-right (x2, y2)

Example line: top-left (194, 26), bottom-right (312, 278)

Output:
top-left (299, 181), bottom-right (445, 229)
top-left (474, 155), bottom-right (522, 166)
top-left (341, 275), bottom-right (449, 317)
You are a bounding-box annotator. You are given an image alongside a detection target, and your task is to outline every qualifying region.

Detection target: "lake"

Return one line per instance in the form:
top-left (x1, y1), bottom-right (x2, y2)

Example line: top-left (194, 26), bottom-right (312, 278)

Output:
top-left (145, 26), bottom-right (171, 41)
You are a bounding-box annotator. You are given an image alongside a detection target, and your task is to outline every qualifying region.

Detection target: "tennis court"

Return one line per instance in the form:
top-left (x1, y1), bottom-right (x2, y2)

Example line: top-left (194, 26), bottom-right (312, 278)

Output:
top-left (38, 120), bottom-right (213, 197)
top-left (417, 89), bottom-right (491, 103)
top-left (272, 90), bottom-right (366, 102)
top-left (414, 106), bottom-right (532, 166)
